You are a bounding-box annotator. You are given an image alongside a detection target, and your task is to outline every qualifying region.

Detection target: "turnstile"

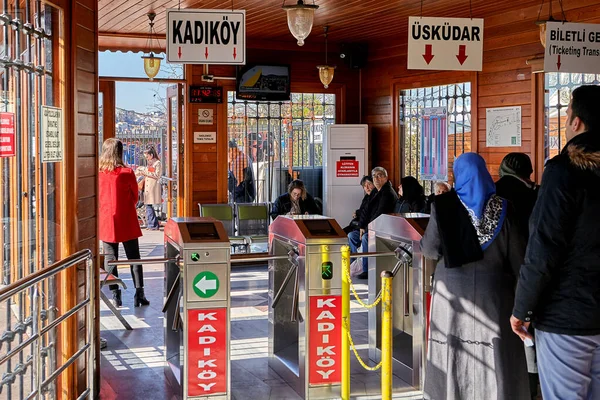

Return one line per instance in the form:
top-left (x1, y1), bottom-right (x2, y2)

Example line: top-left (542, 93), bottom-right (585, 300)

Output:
top-left (268, 215), bottom-right (348, 399)
top-left (163, 217), bottom-right (231, 399)
top-left (367, 213), bottom-right (434, 390)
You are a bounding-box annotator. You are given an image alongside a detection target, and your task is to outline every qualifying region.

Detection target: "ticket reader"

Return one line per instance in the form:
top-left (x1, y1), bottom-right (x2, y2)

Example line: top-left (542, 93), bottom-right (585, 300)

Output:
top-left (367, 213), bottom-right (434, 390)
top-left (268, 215), bottom-right (348, 399)
top-left (163, 217), bottom-right (231, 399)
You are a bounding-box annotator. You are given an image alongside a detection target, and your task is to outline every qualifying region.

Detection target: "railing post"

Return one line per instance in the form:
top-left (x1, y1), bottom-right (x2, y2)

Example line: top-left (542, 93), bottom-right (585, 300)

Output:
top-left (381, 271), bottom-right (393, 400)
top-left (341, 245), bottom-right (350, 400)
top-left (33, 285), bottom-right (41, 398)
top-left (86, 257), bottom-right (95, 399)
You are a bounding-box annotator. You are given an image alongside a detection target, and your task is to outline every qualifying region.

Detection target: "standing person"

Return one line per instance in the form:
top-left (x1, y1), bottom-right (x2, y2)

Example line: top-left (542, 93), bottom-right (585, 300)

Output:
top-left (394, 176), bottom-right (426, 213)
top-left (355, 166), bottom-right (398, 279)
top-left (495, 152), bottom-right (538, 237)
top-left (511, 85), bottom-right (600, 400)
top-left (495, 152), bottom-right (540, 400)
top-left (137, 145), bottom-right (162, 230)
top-left (422, 153), bottom-right (529, 400)
top-left (270, 179), bottom-right (320, 220)
top-left (228, 140), bottom-right (255, 203)
top-left (99, 138), bottom-right (149, 308)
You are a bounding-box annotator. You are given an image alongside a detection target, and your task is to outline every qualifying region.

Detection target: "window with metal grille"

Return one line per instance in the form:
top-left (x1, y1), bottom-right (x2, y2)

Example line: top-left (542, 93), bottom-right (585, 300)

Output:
top-left (399, 82), bottom-right (471, 192)
top-left (227, 92), bottom-right (335, 204)
top-left (544, 73), bottom-right (600, 163)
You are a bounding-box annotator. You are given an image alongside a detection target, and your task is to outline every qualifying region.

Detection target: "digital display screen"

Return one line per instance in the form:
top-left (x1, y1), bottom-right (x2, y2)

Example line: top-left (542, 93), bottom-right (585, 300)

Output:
top-left (236, 64), bottom-right (291, 101)
top-left (187, 223), bottom-right (219, 240)
top-left (303, 219), bottom-right (337, 236)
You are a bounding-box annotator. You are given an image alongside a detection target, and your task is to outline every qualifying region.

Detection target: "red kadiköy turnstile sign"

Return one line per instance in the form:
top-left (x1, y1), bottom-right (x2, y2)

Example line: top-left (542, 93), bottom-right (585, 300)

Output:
top-left (308, 295), bottom-right (342, 385)
top-left (336, 160), bottom-right (359, 177)
top-left (0, 112), bottom-right (15, 157)
top-left (187, 308), bottom-right (227, 396)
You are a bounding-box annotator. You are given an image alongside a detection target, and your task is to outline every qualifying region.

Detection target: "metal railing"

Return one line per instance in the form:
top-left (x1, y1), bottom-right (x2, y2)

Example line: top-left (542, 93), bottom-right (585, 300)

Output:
top-left (0, 249), bottom-right (94, 399)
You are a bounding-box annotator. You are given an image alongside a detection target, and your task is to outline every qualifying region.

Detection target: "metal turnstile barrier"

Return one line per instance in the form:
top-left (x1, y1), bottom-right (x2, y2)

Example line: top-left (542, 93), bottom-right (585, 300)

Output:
top-left (163, 217), bottom-right (232, 400)
top-left (268, 215), bottom-right (349, 399)
top-left (367, 213), bottom-right (434, 392)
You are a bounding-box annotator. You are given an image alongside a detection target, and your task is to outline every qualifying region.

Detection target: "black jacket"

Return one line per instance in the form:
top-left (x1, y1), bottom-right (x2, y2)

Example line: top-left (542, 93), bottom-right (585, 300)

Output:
top-left (344, 192), bottom-right (373, 233)
top-left (270, 192), bottom-right (321, 220)
top-left (359, 181), bottom-right (398, 229)
top-left (513, 131), bottom-right (600, 335)
top-left (495, 176), bottom-right (538, 237)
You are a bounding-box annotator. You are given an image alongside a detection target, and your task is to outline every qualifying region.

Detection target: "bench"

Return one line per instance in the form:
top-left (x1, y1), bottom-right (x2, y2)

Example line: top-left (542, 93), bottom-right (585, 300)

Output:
top-left (99, 268), bottom-right (133, 330)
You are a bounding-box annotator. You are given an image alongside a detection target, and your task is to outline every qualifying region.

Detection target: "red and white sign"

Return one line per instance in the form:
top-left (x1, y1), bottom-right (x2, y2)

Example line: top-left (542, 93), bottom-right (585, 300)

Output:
top-left (0, 112), bottom-right (15, 157)
top-left (187, 308), bottom-right (228, 396)
top-left (309, 295), bottom-right (342, 385)
top-left (336, 160), bottom-right (359, 178)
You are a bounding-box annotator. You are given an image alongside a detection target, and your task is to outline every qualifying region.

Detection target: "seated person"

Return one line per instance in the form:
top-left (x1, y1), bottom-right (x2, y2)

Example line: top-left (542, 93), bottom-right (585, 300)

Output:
top-left (270, 179), bottom-right (320, 220)
top-left (394, 176), bottom-right (426, 213)
top-left (425, 181), bottom-right (451, 213)
top-left (352, 167), bottom-right (399, 279)
top-left (344, 175), bottom-right (375, 234)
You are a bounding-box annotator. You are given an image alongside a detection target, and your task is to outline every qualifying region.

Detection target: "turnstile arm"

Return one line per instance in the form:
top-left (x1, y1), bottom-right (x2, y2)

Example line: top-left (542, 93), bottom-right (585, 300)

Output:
top-left (162, 271), bottom-right (181, 313)
top-left (106, 256), bottom-right (182, 267)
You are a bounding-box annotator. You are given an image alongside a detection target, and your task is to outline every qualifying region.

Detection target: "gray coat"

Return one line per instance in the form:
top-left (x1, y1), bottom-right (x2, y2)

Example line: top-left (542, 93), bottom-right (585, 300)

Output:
top-left (421, 205), bottom-right (530, 400)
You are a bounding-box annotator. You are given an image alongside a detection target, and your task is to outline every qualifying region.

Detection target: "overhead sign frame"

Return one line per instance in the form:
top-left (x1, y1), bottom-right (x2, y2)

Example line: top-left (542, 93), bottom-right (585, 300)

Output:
top-left (544, 21), bottom-right (600, 74)
top-left (407, 16), bottom-right (484, 71)
top-left (166, 8), bottom-right (246, 65)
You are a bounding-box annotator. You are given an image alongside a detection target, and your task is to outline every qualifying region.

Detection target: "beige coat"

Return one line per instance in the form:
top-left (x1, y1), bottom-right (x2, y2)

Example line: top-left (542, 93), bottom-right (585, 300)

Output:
top-left (141, 159), bottom-right (162, 205)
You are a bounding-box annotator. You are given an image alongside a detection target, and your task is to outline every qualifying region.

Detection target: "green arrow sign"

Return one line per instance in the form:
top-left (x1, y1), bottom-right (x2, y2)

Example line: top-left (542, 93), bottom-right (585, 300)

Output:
top-left (193, 271), bottom-right (220, 298)
top-left (191, 252), bottom-right (200, 262)
top-left (321, 261), bottom-right (333, 280)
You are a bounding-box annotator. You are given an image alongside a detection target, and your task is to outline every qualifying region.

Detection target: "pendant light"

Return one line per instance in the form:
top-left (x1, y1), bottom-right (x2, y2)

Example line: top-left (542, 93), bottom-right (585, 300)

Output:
top-left (535, 0), bottom-right (567, 48)
top-left (316, 26), bottom-right (335, 89)
top-left (282, 0), bottom-right (319, 46)
top-left (142, 12), bottom-right (163, 80)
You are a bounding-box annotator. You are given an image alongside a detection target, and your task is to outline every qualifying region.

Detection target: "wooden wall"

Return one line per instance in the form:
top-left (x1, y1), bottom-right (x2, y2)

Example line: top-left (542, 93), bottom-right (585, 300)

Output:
top-left (362, 0), bottom-right (600, 185)
top-left (185, 47), bottom-right (360, 215)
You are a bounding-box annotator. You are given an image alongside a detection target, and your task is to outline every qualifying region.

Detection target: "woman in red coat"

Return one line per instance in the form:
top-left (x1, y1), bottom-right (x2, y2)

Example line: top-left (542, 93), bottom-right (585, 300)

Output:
top-left (99, 138), bottom-right (149, 307)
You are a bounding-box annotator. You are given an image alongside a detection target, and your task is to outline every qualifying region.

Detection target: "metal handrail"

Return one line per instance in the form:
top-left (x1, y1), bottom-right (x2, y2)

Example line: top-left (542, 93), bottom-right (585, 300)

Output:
top-left (0, 249), bottom-right (95, 399)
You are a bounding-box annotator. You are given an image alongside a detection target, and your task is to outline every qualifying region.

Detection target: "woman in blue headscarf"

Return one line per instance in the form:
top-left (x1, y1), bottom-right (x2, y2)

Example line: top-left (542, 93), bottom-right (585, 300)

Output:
top-left (421, 153), bottom-right (530, 400)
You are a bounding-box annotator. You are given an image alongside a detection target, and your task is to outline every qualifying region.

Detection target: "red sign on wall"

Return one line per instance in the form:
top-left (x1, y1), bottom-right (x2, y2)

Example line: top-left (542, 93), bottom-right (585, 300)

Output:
top-left (309, 295), bottom-right (342, 385)
top-left (0, 112), bottom-right (15, 157)
top-left (336, 160), bottom-right (359, 177)
top-left (187, 308), bottom-right (228, 396)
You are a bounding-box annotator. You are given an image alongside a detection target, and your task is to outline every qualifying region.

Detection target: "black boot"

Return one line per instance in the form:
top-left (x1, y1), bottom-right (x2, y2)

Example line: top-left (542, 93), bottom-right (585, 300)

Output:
top-left (134, 288), bottom-right (150, 307)
top-left (112, 289), bottom-right (122, 307)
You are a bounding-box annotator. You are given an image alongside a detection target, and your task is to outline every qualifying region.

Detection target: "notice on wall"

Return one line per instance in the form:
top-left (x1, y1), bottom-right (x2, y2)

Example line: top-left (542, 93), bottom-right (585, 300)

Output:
top-left (336, 159), bottom-right (359, 178)
top-left (420, 107), bottom-right (448, 181)
top-left (198, 108), bottom-right (214, 125)
top-left (308, 295), bottom-right (342, 385)
top-left (0, 112), bottom-right (15, 157)
top-left (486, 106), bottom-right (521, 147)
top-left (408, 16), bottom-right (484, 71)
top-left (544, 21), bottom-right (600, 73)
top-left (194, 132), bottom-right (216, 143)
top-left (187, 308), bottom-right (227, 396)
top-left (41, 106), bottom-right (63, 163)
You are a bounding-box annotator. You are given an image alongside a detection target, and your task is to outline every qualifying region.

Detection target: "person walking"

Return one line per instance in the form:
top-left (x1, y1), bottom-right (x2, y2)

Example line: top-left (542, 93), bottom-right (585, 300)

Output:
top-left (137, 145), bottom-right (162, 230)
top-left (99, 138), bottom-right (150, 308)
top-left (511, 85), bottom-right (600, 400)
top-left (422, 152), bottom-right (529, 400)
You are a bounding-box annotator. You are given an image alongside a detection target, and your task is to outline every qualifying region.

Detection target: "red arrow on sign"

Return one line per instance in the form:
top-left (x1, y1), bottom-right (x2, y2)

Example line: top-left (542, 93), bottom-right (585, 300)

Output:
top-left (456, 45), bottom-right (468, 65)
top-left (178, 47), bottom-right (182, 59)
top-left (423, 44), bottom-right (434, 65)
top-left (233, 47), bottom-right (237, 60)
top-left (205, 47), bottom-right (209, 59)
top-left (557, 54), bottom-right (561, 70)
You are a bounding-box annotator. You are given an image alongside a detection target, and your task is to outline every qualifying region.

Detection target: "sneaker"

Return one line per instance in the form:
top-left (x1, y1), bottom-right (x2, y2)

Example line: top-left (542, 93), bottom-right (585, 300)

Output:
top-left (356, 272), bottom-right (368, 280)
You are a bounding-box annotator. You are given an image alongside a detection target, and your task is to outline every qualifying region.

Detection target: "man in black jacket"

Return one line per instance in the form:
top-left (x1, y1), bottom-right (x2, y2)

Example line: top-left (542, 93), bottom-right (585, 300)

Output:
top-left (511, 85), bottom-right (600, 400)
top-left (354, 166), bottom-right (398, 279)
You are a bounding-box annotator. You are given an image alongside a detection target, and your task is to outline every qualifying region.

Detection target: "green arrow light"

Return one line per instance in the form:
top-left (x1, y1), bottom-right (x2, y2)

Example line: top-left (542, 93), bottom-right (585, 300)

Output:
top-left (321, 261), bottom-right (333, 280)
top-left (191, 252), bottom-right (200, 262)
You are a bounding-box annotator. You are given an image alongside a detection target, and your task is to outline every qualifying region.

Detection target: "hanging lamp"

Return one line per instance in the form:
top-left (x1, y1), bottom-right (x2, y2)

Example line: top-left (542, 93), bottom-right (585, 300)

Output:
top-left (142, 12), bottom-right (163, 80)
top-left (535, 0), bottom-right (567, 48)
top-left (316, 26), bottom-right (335, 89)
top-left (282, 0), bottom-right (319, 46)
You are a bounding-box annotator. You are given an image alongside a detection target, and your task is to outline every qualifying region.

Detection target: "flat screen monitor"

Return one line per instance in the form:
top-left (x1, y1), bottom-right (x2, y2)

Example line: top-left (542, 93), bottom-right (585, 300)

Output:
top-left (187, 223), bottom-right (219, 241)
top-left (236, 64), bottom-right (291, 101)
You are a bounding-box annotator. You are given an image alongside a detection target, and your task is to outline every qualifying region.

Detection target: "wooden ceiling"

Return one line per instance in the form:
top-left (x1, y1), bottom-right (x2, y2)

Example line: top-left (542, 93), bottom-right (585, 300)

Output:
top-left (99, 0), bottom-right (545, 51)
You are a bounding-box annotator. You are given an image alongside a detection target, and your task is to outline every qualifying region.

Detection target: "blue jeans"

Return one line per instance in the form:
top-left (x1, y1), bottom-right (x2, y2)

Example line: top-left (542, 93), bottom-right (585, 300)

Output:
top-left (347, 230), bottom-right (369, 273)
top-left (536, 329), bottom-right (600, 400)
top-left (146, 204), bottom-right (159, 229)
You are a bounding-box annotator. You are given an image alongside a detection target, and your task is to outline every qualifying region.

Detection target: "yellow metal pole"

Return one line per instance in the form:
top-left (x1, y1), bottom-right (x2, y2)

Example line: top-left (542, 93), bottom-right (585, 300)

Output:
top-left (341, 245), bottom-right (351, 400)
top-left (381, 271), bottom-right (393, 400)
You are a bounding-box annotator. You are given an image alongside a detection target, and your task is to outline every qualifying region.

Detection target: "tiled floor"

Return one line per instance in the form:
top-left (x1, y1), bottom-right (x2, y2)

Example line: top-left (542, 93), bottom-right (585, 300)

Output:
top-left (99, 229), bottom-right (422, 399)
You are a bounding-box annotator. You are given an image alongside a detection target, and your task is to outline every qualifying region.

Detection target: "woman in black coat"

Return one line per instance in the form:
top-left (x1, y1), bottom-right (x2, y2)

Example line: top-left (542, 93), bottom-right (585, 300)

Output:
top-left (270, 179), bottom-right (320, 220)
top-left (394, 176), bottom-right (426, 213)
